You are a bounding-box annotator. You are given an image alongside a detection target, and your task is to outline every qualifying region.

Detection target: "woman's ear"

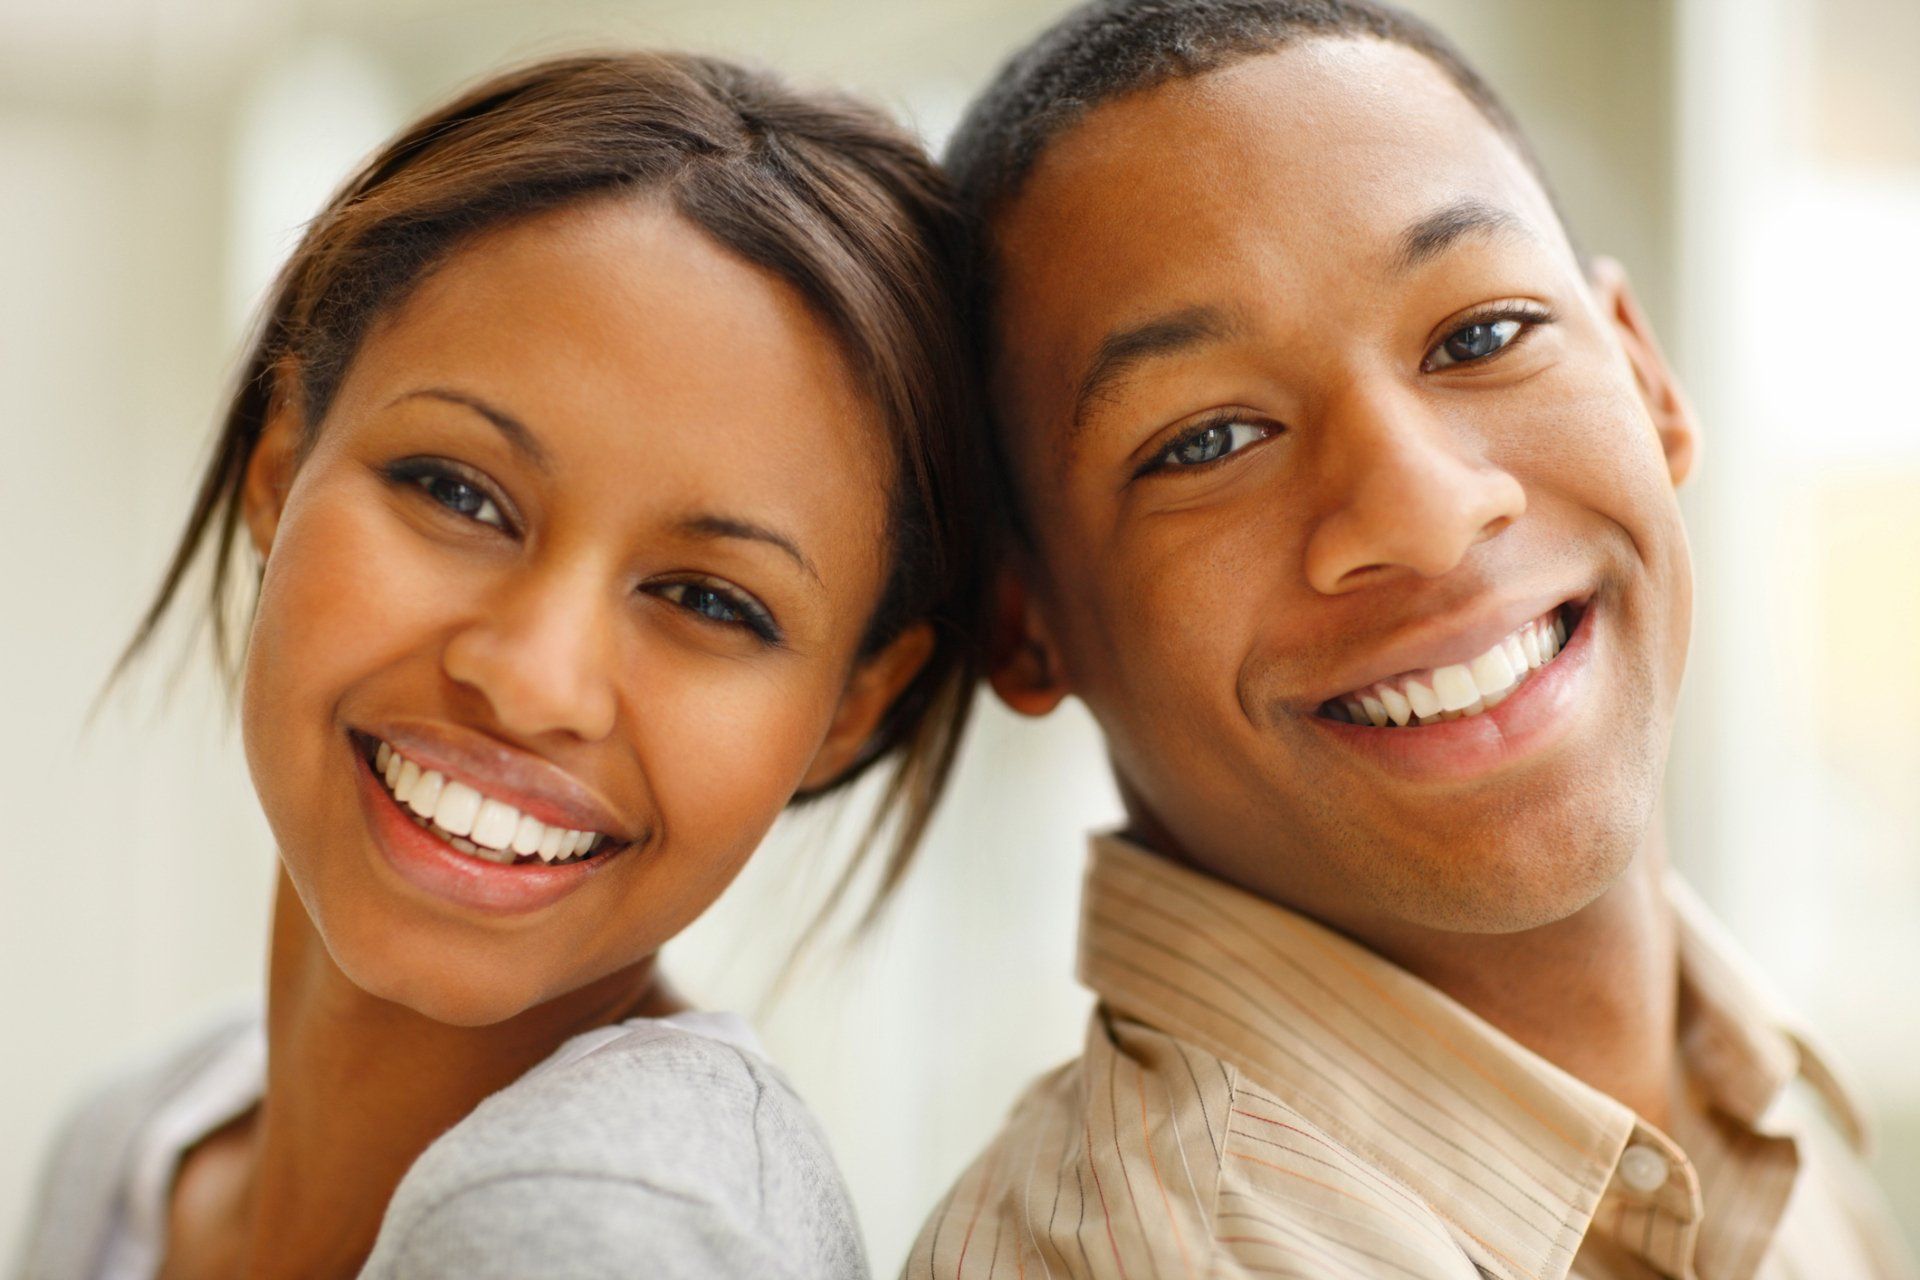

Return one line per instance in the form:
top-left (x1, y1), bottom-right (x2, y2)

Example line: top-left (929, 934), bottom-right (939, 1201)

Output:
top-left (242, 389), bottom-right (303, 558)
top-left (798, 623), bottom-right (938, 791)
top-left (1589, 256), bottom-right (1699, 488)
top-left (986, 566), bottom-right (1069, 718)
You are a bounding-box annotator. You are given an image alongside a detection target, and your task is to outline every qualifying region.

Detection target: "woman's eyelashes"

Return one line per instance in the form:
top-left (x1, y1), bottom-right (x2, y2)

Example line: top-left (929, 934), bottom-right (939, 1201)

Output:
top-left (1422, 302), bottom-right (1554, 372)
top-left (1137, 414), bottom-right (1278, 478)
top-left (649, 580), bottom-right (783, 645)
top-left (385, 457), bottom-right (515, 533)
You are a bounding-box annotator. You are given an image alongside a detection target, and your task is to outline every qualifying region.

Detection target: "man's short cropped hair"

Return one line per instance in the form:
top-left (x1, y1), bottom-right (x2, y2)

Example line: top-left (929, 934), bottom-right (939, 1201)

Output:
top-left (945, 0), bottom-right (1552, 227)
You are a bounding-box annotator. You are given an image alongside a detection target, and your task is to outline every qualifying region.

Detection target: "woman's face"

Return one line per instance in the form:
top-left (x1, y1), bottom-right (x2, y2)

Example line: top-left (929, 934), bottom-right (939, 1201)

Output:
top-left (240, 198), bottom-right (922, 1025)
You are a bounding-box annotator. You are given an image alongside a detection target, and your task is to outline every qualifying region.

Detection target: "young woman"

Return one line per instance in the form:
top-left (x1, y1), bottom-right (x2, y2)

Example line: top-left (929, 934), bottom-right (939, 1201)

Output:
top-left (16, 51), bottom-right (979, 1280)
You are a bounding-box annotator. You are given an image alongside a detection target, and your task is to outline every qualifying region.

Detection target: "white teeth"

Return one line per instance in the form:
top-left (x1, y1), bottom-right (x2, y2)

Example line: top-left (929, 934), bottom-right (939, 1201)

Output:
top-left (1330, 607), bottom-right (1576, 729)
top-left (1519, 626), bottom-right (1543, 669)
top-left (1432, 664), bottom-right (1479, 713)
top-left (471, 798), bottom-right (518, 851)
top-left (1501, 635), bottom-right (1530, 678)
top-left (1467, 647), bottom-right (1517, 698)
top-left (370, 740), bottom-right (610, 866)
top-left (1405, 678), bottom-right (1442, 719)
top-left (432, 781), bottom-right (483, 837)
top-left (393, 759), bottom-right (421, 806)
top-left (407, 769), bottom-right (444, 819)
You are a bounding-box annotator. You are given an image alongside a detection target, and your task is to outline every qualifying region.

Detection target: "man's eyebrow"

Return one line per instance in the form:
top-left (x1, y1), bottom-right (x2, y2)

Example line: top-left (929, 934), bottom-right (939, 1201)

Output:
top-left (1071, 305), bottom-right (1240, 434)
top-left (1396, 197), bottom-right (1530, 272)
top-left (678, 514), bottom-right (822, 585)
top-left (389, 387), bottom-right (552, 472)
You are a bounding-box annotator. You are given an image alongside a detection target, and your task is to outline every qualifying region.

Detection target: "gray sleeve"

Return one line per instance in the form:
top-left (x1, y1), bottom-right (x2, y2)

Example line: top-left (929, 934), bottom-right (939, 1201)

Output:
top-left (390, 1172), bottom-right (783, 1280)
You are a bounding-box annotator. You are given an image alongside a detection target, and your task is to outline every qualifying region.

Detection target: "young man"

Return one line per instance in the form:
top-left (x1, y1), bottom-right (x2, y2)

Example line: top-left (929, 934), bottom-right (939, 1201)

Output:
top-left (910, 2), bottom-right (1917, 1277)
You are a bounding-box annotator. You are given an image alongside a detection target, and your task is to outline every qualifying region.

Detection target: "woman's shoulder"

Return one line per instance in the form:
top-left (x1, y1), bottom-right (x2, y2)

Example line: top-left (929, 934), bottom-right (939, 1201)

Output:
top-left (365, 1014), bottom-right (868, 1279)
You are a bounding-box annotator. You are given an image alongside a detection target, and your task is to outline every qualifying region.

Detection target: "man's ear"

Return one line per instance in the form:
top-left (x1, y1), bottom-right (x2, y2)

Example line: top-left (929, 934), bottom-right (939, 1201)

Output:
top-left (1589, 256), bottom-right (1699, 488)
top-left (986, 565), bottom-right (1070, 718)
top-left (242, 389), bottom-right (303, 558)
top-left (798, 623), bottom-right (937, 791)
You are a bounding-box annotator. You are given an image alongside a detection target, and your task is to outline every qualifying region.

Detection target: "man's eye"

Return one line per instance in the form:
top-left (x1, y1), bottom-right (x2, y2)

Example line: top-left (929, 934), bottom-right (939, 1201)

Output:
top-left (1425, 315), bottom-right (1533, 370)
top-left (1151, 419), bottom-right (1273, 472)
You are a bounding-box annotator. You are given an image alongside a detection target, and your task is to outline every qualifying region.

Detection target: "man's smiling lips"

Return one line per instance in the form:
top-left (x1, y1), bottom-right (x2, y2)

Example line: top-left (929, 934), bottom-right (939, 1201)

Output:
top-left (1303, 597), bottom-right (1600, 783)
top-left (1300, 588), bottom-right (1590, 714)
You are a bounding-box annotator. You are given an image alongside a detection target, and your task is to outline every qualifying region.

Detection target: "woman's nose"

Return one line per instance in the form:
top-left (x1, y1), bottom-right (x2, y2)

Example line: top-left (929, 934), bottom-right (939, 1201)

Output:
top-left (440, 565), bottom-right (620, 743)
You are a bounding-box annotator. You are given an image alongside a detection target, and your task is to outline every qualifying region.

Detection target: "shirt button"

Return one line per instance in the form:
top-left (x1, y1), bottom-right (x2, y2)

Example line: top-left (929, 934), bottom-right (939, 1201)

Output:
top-left (1619, 1143), bottom-right (1672, 1194)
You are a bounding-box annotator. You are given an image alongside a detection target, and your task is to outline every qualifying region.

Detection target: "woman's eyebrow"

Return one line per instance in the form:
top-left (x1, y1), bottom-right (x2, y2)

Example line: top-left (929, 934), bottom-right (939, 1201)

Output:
top-left (388, 387), bottom-right (552, 472)
top-left (677, 514), bottom-right (822, 586)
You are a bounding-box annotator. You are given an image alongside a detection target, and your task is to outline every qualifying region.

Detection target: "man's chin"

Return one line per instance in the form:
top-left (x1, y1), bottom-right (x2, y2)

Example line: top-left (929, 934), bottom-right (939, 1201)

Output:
top-left (1349, 809), bottom-right (1650, 937)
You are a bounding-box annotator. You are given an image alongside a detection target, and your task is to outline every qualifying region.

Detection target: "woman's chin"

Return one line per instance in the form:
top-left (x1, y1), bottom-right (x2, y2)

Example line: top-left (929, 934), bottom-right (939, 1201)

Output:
top-left (323, 926), bottom-right (558, 1027)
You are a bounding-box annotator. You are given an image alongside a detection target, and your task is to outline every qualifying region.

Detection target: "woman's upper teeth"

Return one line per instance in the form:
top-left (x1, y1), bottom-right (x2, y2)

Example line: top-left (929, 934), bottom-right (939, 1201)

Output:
top-left (1336, 609), bottom-right (1568, 727)
top-left (373, 740), bottom-right (604, 862)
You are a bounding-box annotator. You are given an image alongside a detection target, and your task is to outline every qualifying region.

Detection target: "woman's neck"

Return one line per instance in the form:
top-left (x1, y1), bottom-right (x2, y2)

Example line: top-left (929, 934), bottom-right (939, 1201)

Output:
top-left (229, 868), bottom-right (680, 1278)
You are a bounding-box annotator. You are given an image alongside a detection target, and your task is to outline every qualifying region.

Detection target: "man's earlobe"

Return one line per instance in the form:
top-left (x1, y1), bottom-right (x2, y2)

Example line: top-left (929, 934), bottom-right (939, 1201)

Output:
top-left (1590, 256), bottom-right (1699, 488)
top-left (798, 623), bottom-right (936, 792)
top-left (986, 568), bottom-right (1070, 718)
top-left (242, 383), bottom-right (303, 558)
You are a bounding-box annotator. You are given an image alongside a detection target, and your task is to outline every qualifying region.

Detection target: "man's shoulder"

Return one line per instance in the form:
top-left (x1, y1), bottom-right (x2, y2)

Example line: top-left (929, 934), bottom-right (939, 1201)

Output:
top-left (905, 1009), bottom-right (1476, 1280)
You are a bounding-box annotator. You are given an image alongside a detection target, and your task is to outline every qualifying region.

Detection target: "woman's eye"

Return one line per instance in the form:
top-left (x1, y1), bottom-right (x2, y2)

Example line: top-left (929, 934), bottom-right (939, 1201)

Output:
top-left (1426, 316), bottom-right (1528, 370)
top-left (385, 459), bottom-right (512, 531)
top-left (1153, 419), bottom-right (1272, 472)
top-left (654, 581), bottom-right (781, 644)
top-left (418, 473), bottom-right (506, 528)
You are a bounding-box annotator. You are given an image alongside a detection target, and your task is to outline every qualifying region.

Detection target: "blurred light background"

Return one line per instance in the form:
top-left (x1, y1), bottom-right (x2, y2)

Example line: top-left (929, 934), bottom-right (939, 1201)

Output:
top-left (2, 0), bottom-right (1915, 1270)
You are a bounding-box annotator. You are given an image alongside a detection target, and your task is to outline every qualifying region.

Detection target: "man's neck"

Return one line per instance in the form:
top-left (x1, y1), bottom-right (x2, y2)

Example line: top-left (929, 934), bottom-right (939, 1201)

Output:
top-left (1357, 845), bottom-right (1681, 1129)
top-left (227, 870), bottom-right (676, 1278)
top-left (1134, 806), bottom-right (1683, 1130)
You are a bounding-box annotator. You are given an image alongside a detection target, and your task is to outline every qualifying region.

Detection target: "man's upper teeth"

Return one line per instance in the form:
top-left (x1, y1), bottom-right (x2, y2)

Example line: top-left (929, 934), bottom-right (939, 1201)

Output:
top-left (372, 740), bottom-right (604, 861)
top-left (1337, 610), bottom-right (1568, 727)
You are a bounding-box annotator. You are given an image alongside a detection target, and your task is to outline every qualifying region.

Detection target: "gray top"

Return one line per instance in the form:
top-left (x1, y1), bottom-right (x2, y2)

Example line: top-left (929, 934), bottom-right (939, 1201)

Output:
top-left (13, 1009), bottom-right (869, 1280)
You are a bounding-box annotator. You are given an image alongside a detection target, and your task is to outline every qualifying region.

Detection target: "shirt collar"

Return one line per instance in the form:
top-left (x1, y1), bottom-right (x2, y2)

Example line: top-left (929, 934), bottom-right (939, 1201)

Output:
top-left (1076, 833), bottom-right (1865, 1280)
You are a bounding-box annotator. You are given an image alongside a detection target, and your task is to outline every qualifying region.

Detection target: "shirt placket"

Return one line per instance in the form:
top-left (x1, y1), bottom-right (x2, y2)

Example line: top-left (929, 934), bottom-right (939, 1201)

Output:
top-left (1595, 1123), bottom-right (1705, 1279)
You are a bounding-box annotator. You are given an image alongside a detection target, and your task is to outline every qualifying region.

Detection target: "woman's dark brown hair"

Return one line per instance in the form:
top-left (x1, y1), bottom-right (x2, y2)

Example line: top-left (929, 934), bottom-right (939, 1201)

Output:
top-left (118, 50), bottom-right (982, 932)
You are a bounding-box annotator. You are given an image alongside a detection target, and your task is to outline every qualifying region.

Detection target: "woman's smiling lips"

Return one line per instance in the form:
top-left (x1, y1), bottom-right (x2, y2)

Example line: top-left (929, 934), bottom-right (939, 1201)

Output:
top-left (361, 721), bottom-right (634, 839)
top-left (348, 722), bottom-right (642, 915)
top-left (1304, 596), bottom-right (1600, 783)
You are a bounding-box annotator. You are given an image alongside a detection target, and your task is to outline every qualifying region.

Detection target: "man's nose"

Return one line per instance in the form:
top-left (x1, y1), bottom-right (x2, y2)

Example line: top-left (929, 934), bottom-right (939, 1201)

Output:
top-left (440, 564), bottom-right (621, 743)
top-left (1302, 383), bottom-right (1526, 595)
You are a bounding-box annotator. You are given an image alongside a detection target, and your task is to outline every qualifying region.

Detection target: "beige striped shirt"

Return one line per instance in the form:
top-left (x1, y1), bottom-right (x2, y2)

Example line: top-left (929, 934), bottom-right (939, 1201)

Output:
top-left (908, 835), bottom-right (1916, 1280)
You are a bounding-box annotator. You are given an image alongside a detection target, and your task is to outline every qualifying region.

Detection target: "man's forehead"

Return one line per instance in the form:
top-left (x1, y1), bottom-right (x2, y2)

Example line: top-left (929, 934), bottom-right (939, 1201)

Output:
top-left (986, 37), bottom-right (1565, 423)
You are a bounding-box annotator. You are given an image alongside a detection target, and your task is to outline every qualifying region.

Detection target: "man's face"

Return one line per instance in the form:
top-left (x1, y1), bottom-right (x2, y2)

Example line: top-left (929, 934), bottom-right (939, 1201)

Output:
top-left (988, 38), bottom-right (1697, 938)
